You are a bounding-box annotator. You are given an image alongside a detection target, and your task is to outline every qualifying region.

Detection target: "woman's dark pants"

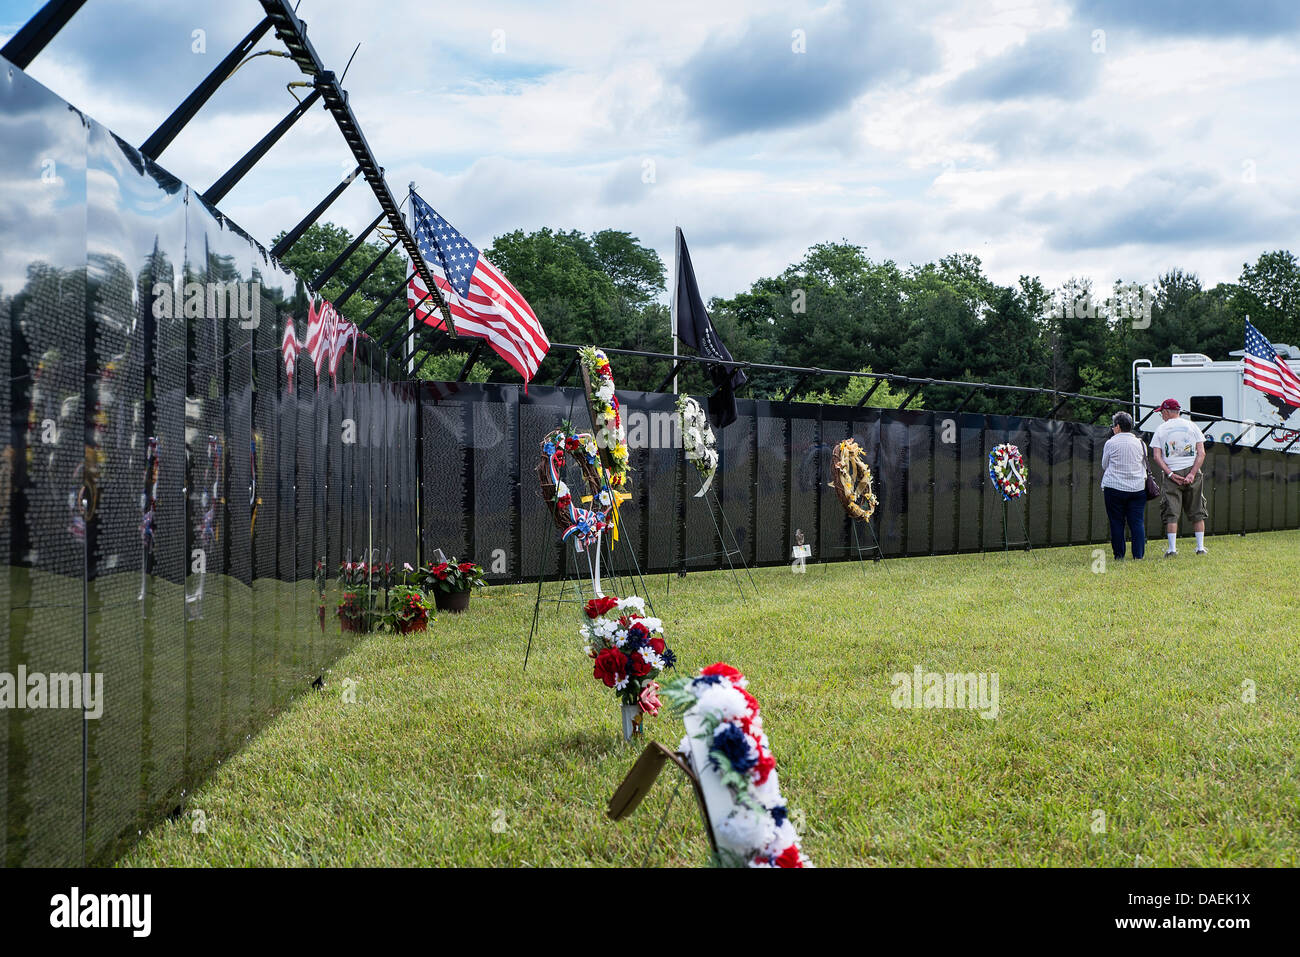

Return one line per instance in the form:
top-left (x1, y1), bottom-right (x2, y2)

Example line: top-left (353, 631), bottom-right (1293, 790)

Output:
top-left (1103, 487), bottom-right (1147, 559)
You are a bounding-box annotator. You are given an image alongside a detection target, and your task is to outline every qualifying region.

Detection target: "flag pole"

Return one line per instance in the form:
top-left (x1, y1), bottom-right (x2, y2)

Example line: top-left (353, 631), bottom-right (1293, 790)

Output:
top-left (671, 226), bottom-right (680, 395)
top-left (407, 182), bottom-right (416, 376)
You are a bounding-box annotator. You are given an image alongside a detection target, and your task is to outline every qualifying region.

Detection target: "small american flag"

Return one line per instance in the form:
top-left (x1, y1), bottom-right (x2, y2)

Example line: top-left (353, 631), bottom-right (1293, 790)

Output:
top-left (305, 297), bottom-right (338, 379)
top-left (406, 191), bottom-right (548, 384)
top-left (281, 315), bottom-right (300, 390)
top-left (1243, 319), bottom-right (1300, 407)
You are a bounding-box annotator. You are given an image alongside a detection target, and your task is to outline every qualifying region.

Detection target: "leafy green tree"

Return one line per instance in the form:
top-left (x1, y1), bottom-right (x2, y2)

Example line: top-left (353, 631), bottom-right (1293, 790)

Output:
top-left (1236, 250), bottom-right (1300, 345)
top-left (271, 222), bottom-right (413, 345)
top-left (412, 350), bottom-right (490, 383)
top-left (793, 367), bottom-right (918, 408)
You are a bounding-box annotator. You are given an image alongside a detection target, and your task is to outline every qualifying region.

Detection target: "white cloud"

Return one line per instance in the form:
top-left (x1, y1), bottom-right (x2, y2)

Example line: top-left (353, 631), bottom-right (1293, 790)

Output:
top-left (6, 0), bottom-right (1299, 304)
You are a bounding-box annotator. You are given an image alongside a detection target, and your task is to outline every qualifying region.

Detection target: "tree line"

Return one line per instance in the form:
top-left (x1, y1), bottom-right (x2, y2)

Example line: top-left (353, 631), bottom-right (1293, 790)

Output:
top-left (275, 223), bottom-right (1300, 421)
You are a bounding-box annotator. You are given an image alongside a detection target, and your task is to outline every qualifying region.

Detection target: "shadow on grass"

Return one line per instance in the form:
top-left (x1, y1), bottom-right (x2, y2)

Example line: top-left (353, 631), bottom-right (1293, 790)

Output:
top-left (530, 726), bottom-right (628, 761)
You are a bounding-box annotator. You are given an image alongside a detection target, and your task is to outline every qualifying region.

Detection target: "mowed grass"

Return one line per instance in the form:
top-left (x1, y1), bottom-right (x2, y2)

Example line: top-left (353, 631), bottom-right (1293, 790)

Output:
top-left (120, 530), bottom-right (1300, 867)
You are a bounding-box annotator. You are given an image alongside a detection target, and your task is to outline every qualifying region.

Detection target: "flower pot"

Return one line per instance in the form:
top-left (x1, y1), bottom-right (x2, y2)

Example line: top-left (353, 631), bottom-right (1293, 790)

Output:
top-left (396, 617), bottom-right (428, 634)
top-left (434, 590), bottom-right (471, 613)
top-left (338, 615), bottom-right (366, 633)
top-left (621, 702), bottom-right (643, 742)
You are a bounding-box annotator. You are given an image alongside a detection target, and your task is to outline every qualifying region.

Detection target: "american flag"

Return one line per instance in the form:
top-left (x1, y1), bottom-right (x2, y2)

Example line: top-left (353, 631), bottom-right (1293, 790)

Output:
top-left (1243, 319), bottom-right (1300, 407)
top-left (406, 191), bottom-right (548, 384)
top-left (281, 315), bottom-right (300, 390)
top-left (305, 297), bottom-right (338, 379)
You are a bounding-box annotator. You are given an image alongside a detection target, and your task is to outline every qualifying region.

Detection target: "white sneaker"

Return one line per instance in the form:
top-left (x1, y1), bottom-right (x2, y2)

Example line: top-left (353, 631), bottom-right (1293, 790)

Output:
top-left (1195, 547), bottom-right (1208, 555)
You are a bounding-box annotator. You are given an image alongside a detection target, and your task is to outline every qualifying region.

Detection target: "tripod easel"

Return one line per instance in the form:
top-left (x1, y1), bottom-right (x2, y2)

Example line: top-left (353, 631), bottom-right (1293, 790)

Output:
top-left (831, 516), bottom-right (886, 572)
top-left (667, 486), bottom-right (758, 600)
top-left (986, 497), bottom-right (1032, 559)
top-left (522, 382), bottom-right (657, 671)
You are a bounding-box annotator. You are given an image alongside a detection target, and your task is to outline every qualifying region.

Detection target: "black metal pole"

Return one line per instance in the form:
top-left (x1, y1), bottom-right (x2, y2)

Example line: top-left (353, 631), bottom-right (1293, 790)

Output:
top-left (855, 379), bottom-right (885, 408)
top-left (1, 0), bottom-right (88, 70)
top-left (374, 290), bottom-right (436, 351)
top-left (270, 166), bottom-right (361, 260)
top-left (313, 211), bottom-right (384, 288)
top-left (652, 358), bottom-right (686, 394)
top-left (952, 388), bottom-right (981, 414)
top-left (458, 341), bottom-right (486, 381)
top-left (554, 353), bottom-right (580, 388)
top-left (1251, 426), bottom-right (1278, 449)
top-left (333, 236), bottom-right (399, 310)
top-left (384, 319), bottom-right (426, 359)
top-left (355, 275), bottom-right (410, 335)
top-left (202, 88), bottom-right (322, 205)
top-left (411, 337), bottom-right (452, 377)
top-left (782, 372), bottom-right (814, 404)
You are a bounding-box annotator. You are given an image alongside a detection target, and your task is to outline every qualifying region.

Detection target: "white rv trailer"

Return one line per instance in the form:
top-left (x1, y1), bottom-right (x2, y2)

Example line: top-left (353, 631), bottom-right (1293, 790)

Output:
top-left (1133, 342), bottom-right (1300, 454)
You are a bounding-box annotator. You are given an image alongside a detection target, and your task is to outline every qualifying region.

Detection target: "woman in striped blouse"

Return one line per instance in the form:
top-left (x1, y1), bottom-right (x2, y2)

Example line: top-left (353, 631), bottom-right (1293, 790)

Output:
top-left (1100, 411), bottom-right (1149, 559)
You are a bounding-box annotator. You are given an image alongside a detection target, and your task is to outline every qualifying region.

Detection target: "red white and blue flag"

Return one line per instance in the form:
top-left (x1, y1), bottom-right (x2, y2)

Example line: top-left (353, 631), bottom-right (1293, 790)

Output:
top-left (1243, 319), bottom-right (1300, 407)
top-left (406, 191), bottom-right (548, 384)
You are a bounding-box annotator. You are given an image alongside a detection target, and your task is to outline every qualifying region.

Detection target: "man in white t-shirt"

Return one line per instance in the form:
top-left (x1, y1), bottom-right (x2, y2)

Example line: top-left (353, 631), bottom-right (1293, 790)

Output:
top-left (1149, 398), bottom-right (1208, 556)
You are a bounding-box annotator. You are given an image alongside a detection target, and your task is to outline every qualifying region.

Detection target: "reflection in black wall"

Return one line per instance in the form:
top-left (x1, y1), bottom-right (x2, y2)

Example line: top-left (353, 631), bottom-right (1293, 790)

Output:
top-left (1, 62), bottom-right (420, 865)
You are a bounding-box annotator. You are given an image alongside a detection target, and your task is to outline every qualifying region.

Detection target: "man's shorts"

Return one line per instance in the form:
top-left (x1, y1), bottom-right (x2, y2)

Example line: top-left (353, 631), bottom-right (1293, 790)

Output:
top-left (1160, 465), bottom-right (1209, 526)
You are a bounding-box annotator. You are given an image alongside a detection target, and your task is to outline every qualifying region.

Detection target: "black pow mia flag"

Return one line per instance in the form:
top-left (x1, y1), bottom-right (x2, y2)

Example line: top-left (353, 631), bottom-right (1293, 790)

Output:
top-left (673, 227), bottom-right (747, 428)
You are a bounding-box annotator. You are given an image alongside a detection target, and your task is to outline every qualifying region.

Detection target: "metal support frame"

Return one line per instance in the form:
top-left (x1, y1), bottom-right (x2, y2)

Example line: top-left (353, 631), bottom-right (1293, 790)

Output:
top-left (1282, 432), bottom-right (1300, 454)
top-left (140, 16), bottom-right (274, 159)
top-left (257, 0), bottom-right (454, 334)
top-left (855, 378), bottom-right (885, 408)
top-left (356, 274), bottom-right (410, 335)
top-left (313, 211), bottom-right (384, 288)
top-left (1047, 393), bottom-right (1070, 419)
top-left (553, 353), bottom-right (580, 388)
top-left (897, 384), bottom-right (923, 410)
top-left (379, 312), bottom-right (422, 351)
top-left (333, 235), bottom-right (399, 309)
top-left (387, 316), bottom-right (447, 362)
top-left (270, 166), bottom-right (361, 259)
top-left (653, 359), bottom-right (687, 395)
top-left (384, 325), bottom-right (422, 362)
top-left (458, 341), bottom-right (486, 381)
top-left (1, 0), bottom-right (88, 70)
top-left (952, 388), bottom-right (981, 414)
top-left (1251, 426), bottom-right (1278, 449)
top-left (782, 372), bottom-right (814, 404)
top-left (411, 336), bottom-right (453, 377)
top-left (376, 289), bottom-right (435, 351)
top-left (202, 88), bottom-right (322, 206)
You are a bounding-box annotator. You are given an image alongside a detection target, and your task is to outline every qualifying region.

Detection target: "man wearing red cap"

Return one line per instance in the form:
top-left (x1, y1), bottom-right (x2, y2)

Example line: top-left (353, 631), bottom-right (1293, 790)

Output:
top-left (1150, 398), bottom-right (1208, 556)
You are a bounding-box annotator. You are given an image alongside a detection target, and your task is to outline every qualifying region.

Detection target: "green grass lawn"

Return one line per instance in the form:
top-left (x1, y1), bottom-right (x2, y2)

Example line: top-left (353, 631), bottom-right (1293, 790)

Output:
top-left (120, 530), bottom-right (1300, 867)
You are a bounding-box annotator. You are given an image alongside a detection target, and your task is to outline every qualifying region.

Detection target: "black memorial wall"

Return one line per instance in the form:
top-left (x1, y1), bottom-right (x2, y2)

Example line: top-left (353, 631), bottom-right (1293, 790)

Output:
top-left (1, 62), bottom-right (417, 865)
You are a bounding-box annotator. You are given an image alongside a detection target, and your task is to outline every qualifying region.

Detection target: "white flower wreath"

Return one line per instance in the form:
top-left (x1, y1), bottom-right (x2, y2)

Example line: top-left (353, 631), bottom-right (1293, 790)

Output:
top-left (677, 395), bottom-right (718, 497)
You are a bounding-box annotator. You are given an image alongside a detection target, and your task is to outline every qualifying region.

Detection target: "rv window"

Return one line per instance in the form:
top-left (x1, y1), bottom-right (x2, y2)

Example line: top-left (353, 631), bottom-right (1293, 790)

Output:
top-left (1189, 395), bottom-right (1223, 423)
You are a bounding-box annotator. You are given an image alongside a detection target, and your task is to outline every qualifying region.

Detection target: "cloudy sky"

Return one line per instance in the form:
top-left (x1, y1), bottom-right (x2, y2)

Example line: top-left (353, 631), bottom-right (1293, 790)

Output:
top-left (4, 0), bottom-right (1299, 302)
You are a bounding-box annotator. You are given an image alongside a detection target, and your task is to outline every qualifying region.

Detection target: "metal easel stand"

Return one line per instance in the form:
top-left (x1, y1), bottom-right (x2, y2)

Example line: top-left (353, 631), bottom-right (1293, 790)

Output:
top-left (523, 531), bottom-right (599, 672)
top-left (837, 517), bottom-right (886, 574)
top-left (523, 511), bottom-right (654, 671)
top-left (993, 497), bottom-right (1032, 560)
top-left (600, 522), bottom-right (659, 617)
top-left (667, 487), bottom-right (759, 601)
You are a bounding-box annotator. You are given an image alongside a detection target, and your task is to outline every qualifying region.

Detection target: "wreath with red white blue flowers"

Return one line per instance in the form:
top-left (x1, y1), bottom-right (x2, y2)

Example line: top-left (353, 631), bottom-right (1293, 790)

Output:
top-left (988, 443), bottom-right (1028, 501)
top-left (663, 663), bottom-right (811, 868)
top-left (537, 425), bottom-right (612, 549)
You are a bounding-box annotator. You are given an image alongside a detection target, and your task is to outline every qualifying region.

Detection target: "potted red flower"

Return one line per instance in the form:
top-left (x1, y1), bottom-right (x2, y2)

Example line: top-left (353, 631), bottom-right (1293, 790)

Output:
top-left (421, 558), bottom-right (486, 613)
top-left (337, 560), bottom-right (379, 632)
top-left (386, 584), bottom-right (432, 634)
